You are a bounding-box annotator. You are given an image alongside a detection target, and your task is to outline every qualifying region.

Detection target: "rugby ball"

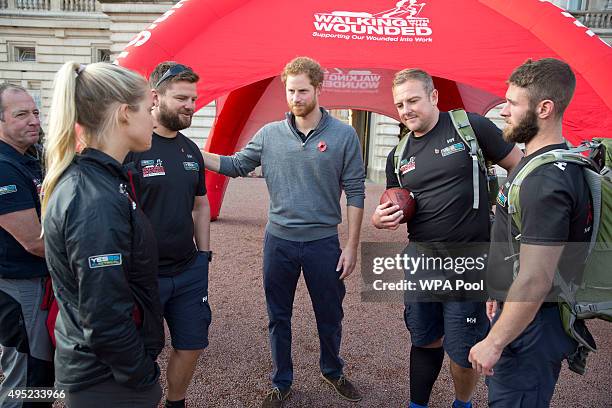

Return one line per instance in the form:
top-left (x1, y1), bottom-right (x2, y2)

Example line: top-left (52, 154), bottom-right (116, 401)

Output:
top-left (379, 188), bottom-right (416, 224)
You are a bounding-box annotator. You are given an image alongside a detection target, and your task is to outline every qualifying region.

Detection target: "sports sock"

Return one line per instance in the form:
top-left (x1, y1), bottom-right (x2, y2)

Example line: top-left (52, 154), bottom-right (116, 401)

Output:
top-left (409, 345), bottom-right (445, 406)
top-left (452, 399), bottom-right (472, 408)
top-left (165, 399), bottom-right (186, 408)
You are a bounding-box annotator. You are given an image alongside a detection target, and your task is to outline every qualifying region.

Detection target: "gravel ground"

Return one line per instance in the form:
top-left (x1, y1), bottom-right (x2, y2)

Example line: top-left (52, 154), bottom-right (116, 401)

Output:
top-left (4, 177), bottom-right (610, 407)
top-left (179, 177), bottom-right (611, 407)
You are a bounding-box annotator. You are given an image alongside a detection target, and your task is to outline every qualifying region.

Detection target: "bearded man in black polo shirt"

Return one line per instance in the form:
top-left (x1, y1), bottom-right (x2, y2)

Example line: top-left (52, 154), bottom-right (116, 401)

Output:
top-left (372, 69), bottom-right (522, 408)
top-left (126, 62), bottom-right (211, 408)
top-left (469, 58), bottom-right (592, 408)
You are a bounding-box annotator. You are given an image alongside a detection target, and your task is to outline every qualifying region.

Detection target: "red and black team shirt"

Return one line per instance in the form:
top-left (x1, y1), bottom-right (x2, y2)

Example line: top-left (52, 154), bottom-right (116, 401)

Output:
top-left (385, 112), bottom-right (514, 243)
top-left (125, 132), bottom-right (206, 277)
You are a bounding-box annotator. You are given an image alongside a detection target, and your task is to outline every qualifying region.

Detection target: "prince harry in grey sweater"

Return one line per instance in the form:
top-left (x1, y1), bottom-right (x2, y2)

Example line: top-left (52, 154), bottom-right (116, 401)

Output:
top-left (203, 57), bottom-right (365, 407)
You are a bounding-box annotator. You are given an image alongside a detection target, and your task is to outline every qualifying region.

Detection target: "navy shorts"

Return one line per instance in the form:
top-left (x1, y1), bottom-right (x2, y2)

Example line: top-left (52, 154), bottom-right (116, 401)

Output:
top-left (404, 301), bottom-right (488, 368)
top-left (158, 252), bottom-right (211, 350)
top-left (487, 306), bottom-right (577, 407)
top-left (402, 241), bottom-right (489, 367)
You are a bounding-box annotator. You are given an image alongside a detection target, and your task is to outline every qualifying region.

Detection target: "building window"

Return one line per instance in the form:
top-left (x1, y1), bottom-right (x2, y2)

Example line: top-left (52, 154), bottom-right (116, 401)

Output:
top-left (96, 48), bottom-right (111, 62)
top-left (14, 46), bottom-right (36, 62)
top-left (565, 0), bottom-right (585, 10)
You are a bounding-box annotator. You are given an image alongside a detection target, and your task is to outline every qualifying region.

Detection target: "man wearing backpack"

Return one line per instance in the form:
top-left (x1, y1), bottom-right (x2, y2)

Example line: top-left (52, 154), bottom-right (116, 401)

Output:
top-left (0, 84), bottom-right (54, 407)
top-left (372, 69), bottom-right (521, 408)
top-left (468, 58), bottom-right (593, 407)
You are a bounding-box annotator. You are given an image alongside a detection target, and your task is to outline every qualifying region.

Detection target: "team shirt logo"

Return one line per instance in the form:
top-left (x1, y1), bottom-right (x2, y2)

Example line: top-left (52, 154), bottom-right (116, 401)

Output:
top-left (440, 142), bottom-right (465, 157)
top-left (496, 189), bottom-right (507, 207)
top-left (142, 159), bottom-right (166, 177)
top-left (400, 156), bottom-right (416, 175)
top-left (183, 162), bottom-right (199, 171)
top-left (88, 253), bottom-right (122, 269)
top-left (0, 185), bottom-right (17, 195)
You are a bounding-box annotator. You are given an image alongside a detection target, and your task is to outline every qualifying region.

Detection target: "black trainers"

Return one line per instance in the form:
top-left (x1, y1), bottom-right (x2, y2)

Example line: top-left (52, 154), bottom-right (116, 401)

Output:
top-left (261, 387), bottom-right (291, 408)
top-left (321, 374), bottom-right (362, 402)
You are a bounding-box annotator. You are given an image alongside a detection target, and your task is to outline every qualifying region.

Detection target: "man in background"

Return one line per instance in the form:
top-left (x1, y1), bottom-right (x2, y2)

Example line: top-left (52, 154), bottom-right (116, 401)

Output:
top-left (0, 83), bottom-right (54, 408)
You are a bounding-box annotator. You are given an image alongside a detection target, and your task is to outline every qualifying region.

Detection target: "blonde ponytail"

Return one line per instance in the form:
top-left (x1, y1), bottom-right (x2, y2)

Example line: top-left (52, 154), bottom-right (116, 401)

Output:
top-left (41, 62), bottom-right (80, 219)
top-left (41, 61), bottom-right (148, 220)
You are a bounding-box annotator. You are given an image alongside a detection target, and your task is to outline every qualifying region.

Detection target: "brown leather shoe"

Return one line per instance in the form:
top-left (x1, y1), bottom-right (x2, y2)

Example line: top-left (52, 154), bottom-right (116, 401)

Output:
top-left (261, 387), bottom-right (291, 408)
top-left (321, 374), bottom-right (362, 402)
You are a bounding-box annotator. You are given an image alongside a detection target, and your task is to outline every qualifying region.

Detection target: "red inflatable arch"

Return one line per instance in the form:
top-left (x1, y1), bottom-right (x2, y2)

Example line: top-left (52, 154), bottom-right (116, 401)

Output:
top-left (117, 0), bottom-right (612, 220)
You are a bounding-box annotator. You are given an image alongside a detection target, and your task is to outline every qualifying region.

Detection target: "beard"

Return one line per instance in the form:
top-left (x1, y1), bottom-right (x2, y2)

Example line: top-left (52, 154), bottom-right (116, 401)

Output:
top-left (503, 109), bottom-right (539, 144)
top-left (289, 98), bottom-right (317, 118)
top-left (157, 100), bottom-right (193, 132)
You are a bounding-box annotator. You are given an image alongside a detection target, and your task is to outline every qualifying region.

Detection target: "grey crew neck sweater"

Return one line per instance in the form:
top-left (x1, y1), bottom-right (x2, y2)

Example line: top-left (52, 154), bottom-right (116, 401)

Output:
top-left (219, 108), bottom-right (365, 242)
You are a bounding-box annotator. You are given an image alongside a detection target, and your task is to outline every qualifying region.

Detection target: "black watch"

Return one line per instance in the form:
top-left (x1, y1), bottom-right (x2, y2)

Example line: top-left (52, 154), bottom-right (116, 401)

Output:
top-left (199, 250), bottom-right (213, 262)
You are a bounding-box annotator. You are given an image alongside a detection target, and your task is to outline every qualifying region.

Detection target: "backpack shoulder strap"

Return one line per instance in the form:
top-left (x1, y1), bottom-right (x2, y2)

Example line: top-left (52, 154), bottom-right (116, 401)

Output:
top-left (507, 149), bottom-right (596, 231)
top-left (449, 109), bottom-right (486, 209)
top-left (448, 109), bottom-right (486, 168)
top-left (394, 133), bottom-right (410, 188)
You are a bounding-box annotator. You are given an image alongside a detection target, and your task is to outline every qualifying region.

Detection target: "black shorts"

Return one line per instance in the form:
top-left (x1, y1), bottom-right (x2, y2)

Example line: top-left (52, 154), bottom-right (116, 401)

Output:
top-left (404, 300), bottom-right (489, 367)
top-left (158, 252), bottom-right (212, 350)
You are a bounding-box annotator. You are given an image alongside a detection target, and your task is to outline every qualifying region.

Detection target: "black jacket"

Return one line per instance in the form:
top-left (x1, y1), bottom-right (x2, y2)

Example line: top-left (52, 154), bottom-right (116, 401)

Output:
top-left (43, 148), bottom-right (164, 392)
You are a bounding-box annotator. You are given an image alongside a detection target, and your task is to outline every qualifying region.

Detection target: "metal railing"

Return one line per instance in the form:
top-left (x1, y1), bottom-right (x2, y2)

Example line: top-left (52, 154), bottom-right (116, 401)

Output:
top-left (1, 0), bottom-right (97, 11)
top-left (571, 10), bottom-right (612, 29)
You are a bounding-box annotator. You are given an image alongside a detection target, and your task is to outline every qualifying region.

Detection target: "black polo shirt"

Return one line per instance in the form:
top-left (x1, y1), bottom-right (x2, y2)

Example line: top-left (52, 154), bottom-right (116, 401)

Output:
top-left (289, 110), bottom-right (321, 142)
top-left (385, 112), bottom-right (514, 243)
top-left (0, 140), bottom-right (47, 279)
top-left (125, 132), bottom-right (206, 277)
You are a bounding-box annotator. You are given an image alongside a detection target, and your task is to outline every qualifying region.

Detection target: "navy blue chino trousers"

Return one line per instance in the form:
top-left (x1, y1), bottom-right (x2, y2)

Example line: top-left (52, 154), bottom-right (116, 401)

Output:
top-left (263, 232), bottom-right (346, 389)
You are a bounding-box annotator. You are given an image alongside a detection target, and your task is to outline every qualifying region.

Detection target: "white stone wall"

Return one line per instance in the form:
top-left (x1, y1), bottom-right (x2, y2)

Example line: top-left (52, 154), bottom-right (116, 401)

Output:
top-left (0, 9), bottom-right (110, 126)
top-left (367, 113), bottom-right (401, 185)
top-left (0, 0), bottom-right (215, 149)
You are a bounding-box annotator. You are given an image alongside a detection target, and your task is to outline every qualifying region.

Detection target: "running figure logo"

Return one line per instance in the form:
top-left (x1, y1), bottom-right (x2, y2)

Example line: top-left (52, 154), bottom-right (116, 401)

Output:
top-left (326, 0), bottom-right (427, 19)
top-left (313, 1), bottom-right (432, 41)
top-left (380, 0), bottom-right (426, 19)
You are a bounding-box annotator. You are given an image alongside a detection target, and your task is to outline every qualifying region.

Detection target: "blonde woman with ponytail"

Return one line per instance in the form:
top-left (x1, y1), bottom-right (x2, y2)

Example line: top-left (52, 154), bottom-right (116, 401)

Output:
top-left (42, 62), bottom-right (164, 407)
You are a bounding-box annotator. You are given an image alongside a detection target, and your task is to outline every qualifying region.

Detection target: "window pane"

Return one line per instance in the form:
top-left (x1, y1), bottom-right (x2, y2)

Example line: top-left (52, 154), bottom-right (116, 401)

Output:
top-left (16, 47), bottom-right (36, 62)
